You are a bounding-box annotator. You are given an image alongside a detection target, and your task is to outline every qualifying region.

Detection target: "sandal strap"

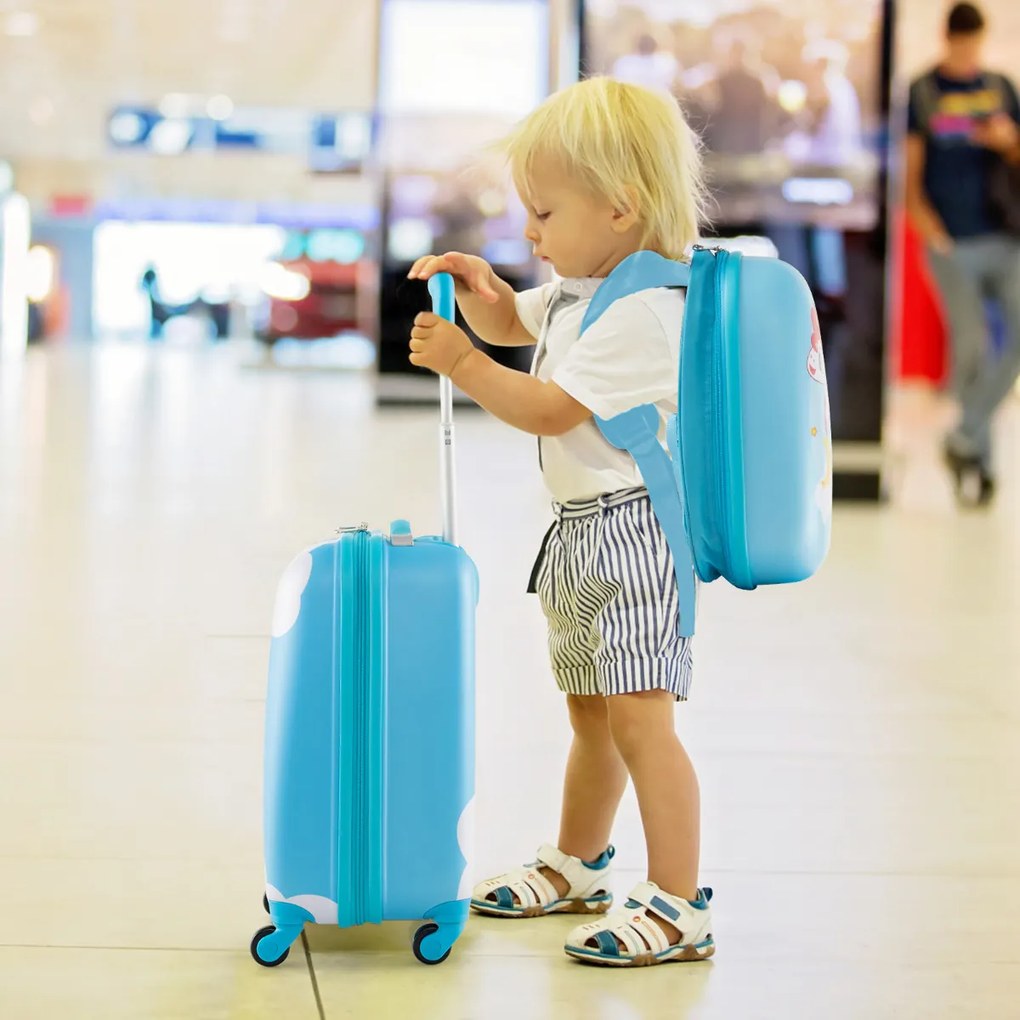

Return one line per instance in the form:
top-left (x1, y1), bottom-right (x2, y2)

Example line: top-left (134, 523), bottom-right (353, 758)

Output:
top-left (625, 881), bottom-right (689, 929)
top-left (534, 843), bottom-right (614, 900)
top-left (517, 866), bottom-right (560, 907)
top-left (567, 883), bottom-right (713, 959)
top-left (621, 908), bottom-right (672, 954)
top-left (534, 843), bottom-right (571, 876)
top-left (477, 863), bottom-right (560, 909)
top-left (567, 906), bottom-right (670, 956)
top-left (476, 843), bottom-right (615, 911)
top-left (607, 920), bottom-right (646, 956)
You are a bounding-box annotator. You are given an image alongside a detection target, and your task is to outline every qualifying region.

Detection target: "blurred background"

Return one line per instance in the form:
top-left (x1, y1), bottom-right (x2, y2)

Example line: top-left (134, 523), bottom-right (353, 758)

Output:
top-left (4, 0), bottom-right (1014, 498)
top-left (2, 3), bottom-right (1020, 1017)
top-left (2, 1), bottom-right (1016, 483)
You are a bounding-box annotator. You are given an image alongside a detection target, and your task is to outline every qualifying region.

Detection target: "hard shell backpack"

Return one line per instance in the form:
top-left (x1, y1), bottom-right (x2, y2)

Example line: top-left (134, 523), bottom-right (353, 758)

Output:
top-left (583, 247), bottom-right (832, 638)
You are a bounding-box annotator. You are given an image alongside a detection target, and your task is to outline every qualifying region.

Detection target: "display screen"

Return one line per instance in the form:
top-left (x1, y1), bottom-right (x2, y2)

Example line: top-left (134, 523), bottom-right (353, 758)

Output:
top-left (582, 0), bottom-right (892, 482)
top-left (383, 172), bottom-right (531, 268)
top-left (379, 0), bottom-right (547, 116)
top-left (108, 106), bottom-right (374, 173)
top-left (582, 0), bottom-right (884, 230)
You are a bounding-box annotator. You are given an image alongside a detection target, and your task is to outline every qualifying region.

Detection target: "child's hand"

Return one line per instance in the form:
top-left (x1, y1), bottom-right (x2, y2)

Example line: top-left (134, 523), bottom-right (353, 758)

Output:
top-left (407, 252), bottom-right (500, 304)
top-left (409, 313), bottom-right (476, 377)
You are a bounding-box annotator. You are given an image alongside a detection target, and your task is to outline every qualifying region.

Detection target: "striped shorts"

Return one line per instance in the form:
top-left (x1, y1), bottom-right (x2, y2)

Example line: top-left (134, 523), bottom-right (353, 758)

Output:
top-left (528, 487), bottom-right (693, 701)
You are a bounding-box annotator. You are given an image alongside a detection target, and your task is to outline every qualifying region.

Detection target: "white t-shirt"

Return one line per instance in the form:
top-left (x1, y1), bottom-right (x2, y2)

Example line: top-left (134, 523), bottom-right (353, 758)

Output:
top-left (515, 277), bottom-right (685, 504)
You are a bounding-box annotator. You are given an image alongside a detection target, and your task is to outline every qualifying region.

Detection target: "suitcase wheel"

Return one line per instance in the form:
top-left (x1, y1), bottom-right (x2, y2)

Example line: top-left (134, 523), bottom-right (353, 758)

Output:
top-left (262, 893), bottom-right (270, 915)
top-left (412, 922), bottom-right (453, 966)
top-left (250, 925), bottom-right (291, 968)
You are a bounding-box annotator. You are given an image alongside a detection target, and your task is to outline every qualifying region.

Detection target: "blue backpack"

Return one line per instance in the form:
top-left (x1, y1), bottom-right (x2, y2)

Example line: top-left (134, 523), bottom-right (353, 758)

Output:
top-left (583, 247), bottom-right (832, 638)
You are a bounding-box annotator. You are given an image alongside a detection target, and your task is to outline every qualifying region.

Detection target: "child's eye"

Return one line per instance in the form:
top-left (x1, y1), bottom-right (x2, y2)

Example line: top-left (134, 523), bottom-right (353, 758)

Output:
top-left (535, 211), bottom-right (551, 221)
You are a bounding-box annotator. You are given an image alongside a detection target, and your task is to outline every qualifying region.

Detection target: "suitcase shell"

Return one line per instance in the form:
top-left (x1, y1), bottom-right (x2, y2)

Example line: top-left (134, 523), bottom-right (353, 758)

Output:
top-left (254, 523), bottom-right (478, 966)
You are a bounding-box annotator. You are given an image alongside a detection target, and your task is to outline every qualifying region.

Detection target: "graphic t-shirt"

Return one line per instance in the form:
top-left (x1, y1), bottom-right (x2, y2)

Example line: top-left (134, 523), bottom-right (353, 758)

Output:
top-left (907, 69), bottom-right (1020, 238)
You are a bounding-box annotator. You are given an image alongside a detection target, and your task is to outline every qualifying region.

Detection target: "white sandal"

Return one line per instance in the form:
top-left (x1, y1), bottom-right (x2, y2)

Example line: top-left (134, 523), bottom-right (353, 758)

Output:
top-left (470, 844), bottom-right (615, 918)
top-left (564, 881), bottom-right (715, 967)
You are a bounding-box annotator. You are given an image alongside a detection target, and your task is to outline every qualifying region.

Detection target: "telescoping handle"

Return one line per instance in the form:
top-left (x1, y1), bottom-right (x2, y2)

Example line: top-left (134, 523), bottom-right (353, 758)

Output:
top-left (427, 273), bottom-right (458, 545)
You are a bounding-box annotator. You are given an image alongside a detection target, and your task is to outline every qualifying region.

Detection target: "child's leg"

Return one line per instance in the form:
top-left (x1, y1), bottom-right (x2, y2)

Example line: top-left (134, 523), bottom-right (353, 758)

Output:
top-left (541, 694), bottom-right (629, 897)
top-left (471, 693), bottom-right (626, 916)
top-left (606, 690), bottom-right (700, 905)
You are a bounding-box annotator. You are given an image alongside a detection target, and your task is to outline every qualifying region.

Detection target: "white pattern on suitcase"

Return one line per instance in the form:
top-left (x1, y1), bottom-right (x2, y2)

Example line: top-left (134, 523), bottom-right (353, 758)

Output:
top-left (265, 883), bottom-right (339, 924)
top-left (271, 550), bottom-right (314, 638)
top-left (456, 795), bottom-right (476, 900)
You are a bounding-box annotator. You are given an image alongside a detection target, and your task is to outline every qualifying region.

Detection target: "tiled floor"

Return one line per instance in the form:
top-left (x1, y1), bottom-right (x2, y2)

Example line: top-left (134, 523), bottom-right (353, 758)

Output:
top-left (1, 341), bottom-right (1018, 1019)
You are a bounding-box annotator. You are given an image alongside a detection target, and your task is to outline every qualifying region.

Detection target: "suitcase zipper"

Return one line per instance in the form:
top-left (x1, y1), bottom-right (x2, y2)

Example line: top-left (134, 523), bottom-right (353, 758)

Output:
top-left (353, 529), bottom-right (369, 926)
top-left (337, 528), bottom-right (384, 928)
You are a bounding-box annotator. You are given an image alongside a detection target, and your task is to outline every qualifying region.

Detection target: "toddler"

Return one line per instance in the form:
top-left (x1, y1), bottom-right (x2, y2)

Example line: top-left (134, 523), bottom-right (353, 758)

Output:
top-left (407, 76), bottom-right (713, 968)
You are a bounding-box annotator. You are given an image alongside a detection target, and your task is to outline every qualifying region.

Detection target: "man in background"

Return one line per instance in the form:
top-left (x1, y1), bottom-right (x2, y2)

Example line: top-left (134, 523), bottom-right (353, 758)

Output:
top-left (611, 32), bottom-right (681, 96)
top-left (906, 2), bottom-right (1020, 506)
top-left (710, 39), bottom-right (776, 156)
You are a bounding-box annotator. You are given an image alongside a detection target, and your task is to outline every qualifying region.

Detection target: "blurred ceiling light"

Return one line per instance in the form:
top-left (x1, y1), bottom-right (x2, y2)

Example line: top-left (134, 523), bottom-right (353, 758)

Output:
top-left (108, 110), bottom-right (146, 145)
top-left (25, 246), bottom-right (55, 303)
top-left (4, 11), bottom-right (39, 37)
top-left (150, 119), bottom-right (193, 155)
top-left (388, 219), bottom-right (433, 263)
top-left (206, 94), bottom-right (235, 121)
top-left (477, 189), bottom-right (504, 218)
top-left (778, 80), bottom-right (808, 115)
top-left (260, 262), bottom-right (311, 302)
top-left (29, 96), bottom-right (54, 125)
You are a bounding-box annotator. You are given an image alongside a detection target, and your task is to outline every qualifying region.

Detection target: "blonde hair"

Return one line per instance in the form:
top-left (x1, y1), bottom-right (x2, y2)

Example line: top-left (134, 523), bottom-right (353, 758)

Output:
top-left (502, 77), bottom-right (707, 259)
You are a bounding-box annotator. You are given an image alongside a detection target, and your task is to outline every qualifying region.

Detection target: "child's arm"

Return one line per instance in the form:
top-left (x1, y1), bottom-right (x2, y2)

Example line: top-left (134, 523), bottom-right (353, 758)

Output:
top-left (408, 252), bottom-right (536, 347)
top-left (409, 315), bottom-right (589, 436)
top-left (453, 350), bottom-right (590, 436)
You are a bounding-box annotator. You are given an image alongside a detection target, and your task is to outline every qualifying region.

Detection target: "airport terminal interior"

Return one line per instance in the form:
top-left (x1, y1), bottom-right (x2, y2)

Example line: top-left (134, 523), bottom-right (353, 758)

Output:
top-left (1, 1), bottom-right (1019, 1017)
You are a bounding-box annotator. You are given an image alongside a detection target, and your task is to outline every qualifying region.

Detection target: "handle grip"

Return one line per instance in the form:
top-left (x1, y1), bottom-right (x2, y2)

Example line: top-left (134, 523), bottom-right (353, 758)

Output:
top-left (428, 272), bottom-right (456, 322)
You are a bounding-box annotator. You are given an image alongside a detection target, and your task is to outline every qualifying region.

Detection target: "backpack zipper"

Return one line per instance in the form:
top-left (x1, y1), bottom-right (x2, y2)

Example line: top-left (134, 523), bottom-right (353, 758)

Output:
top-left (714, 251), bottom-right (753, 589)
top-left (712, 250), bottom-right (731, 569)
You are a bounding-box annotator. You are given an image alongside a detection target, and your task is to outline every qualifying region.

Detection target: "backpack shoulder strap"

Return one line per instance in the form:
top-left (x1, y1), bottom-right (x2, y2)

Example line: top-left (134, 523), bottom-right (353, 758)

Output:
top-left (580, 250), bottom-right (697, 636)
top-left (580, 250), bottom-right (690, 329)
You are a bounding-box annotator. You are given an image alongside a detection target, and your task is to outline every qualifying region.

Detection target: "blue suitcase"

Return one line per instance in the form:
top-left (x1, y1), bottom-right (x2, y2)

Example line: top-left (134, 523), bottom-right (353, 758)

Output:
top-left (251, 275), bottom-right (479, 967)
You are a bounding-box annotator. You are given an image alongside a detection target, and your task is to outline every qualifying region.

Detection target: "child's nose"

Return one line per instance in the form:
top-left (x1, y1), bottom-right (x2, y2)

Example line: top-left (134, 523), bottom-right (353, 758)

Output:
top-left (524, 224), bottom-right (540, 243)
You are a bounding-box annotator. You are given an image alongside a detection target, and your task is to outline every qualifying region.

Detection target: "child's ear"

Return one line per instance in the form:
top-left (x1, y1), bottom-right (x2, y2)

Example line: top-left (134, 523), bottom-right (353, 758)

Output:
top-left (611, 187), bottom-right (640, 234)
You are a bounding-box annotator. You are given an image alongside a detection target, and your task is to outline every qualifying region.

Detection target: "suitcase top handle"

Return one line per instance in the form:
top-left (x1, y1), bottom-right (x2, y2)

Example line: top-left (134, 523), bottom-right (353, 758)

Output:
top-left (428, 273), bottom-right (458, 546)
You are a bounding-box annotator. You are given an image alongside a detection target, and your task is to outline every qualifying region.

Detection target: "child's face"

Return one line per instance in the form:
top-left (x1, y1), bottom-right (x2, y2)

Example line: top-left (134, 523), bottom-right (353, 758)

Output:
top-left (517, 159), bottom-right (641, 278)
